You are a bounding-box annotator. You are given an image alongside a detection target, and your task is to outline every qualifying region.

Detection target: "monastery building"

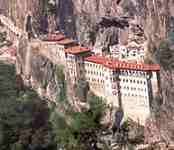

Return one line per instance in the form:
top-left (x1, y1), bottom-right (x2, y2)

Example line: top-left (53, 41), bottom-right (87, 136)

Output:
top-left (40, 32), bottom-right (160, 124)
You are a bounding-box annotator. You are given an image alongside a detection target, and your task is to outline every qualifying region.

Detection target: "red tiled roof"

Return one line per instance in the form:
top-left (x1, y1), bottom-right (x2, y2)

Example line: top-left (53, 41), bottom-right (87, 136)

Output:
top-left (65, 46), bottom-right (90, 54)
top-left (57, 38), bottom-right (76, 45)
top-left (84, 55), bottom-right (160, 71)
top-left (46, 33), bottom-right (66, 41)
top-left (4, 46), bottom-right (17, 56)
top-left (84, 55), bottom-right (110, 65)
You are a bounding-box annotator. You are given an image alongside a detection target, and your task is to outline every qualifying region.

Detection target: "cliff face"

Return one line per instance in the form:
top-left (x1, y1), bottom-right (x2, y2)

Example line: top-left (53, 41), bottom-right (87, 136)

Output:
top-left (55, 0), bottom-right (123, 48)
top-left (2, 0), bottom-right (174, 145)
top-left (0, 0), bottom-right (42, 32)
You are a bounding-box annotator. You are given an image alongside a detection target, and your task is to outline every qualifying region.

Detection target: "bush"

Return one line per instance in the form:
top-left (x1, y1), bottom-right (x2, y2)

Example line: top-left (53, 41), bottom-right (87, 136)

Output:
top-left (75, 79), bottom-right (89, 102)
top-left (87, 93), bottom-right (106, 124)
top-left (50, 93), bottom-right (106, 149)
top-left (0, 32), bottom-right (7, 43)
top-left (168, 31), bottom-right (174, 41)
top-left (55, 65), bottom-right (67, 102)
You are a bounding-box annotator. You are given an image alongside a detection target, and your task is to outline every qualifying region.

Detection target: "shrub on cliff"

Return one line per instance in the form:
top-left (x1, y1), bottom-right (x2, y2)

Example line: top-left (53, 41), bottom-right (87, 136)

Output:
top-left (0, 32), bottom-right (7, 43)
top-left (55, 65), bottom-right (67, 102)
top-left (51, 93), bottom-right (106, 149)
top-left (0, 62), bottom-right (56, 150)
top-left (74, 78), bottom-right (89, 102)
top-left (87, 92), bottom-right (106, 124)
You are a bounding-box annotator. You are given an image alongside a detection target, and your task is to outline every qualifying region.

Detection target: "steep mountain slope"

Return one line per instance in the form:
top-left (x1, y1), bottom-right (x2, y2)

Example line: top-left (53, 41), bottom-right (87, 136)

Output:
top-left (2, 0), bottom-right (174, 146)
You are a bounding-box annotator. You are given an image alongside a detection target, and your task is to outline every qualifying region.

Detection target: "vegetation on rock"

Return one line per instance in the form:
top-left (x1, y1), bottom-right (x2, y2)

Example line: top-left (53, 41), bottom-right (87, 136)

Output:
top-left (50, 92), bottom-right (106, 150)
top-left (0, 62), bottom-right (56, 150)
top-left (0, 62), bottom-right (107, 149)
top-left (55, 65), bottom-right (67, 102)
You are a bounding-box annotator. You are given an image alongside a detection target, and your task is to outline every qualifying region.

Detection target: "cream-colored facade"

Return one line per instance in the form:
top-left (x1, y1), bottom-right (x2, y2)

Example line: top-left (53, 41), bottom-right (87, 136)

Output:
top-left (39, 33), bottom-right (160, 125)
top-left (41, 41), bottom-right (66, 65)
top-left (84, 55), bottom-right (160, 124)
top-left (84, 61), bottom-right (105, 95)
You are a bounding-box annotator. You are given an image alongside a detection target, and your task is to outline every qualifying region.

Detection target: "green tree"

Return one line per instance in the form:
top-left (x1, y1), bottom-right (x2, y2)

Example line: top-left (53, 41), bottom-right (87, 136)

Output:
top-left (0, 62), bottom-right (56, 150)
top-left (55, 65), bottom-right (67, 102)
top-left (75, 78), bottom-right (89, 102)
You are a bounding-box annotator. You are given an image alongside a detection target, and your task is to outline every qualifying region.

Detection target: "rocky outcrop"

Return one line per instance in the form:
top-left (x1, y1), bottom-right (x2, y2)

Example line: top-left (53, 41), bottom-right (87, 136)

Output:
top-left (144, 37), bottom-right (174, 145)
top-left (16, 36), bottom-right (58, 101)
top-left (55, 0), bottom-right (124, 47)
top-left (0, 0), bottom-right (42, 31)
top-left (3, 0), bottom-right (174, 145)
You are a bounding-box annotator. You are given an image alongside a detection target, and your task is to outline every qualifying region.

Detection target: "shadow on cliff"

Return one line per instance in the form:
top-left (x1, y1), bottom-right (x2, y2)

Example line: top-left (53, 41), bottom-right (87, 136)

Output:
top-left (0, 61), bottom-right (17, 99)
top-left (56, 0), bottom-right (77, 38)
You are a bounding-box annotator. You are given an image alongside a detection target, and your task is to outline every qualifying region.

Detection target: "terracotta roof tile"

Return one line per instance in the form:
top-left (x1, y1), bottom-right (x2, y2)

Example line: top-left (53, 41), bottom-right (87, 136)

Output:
top-left (85, 55), bottom-right (160, 71)
top-left (57, 38), bottom-right (76, 45)
top-left (46, 33), bottom-right (66, 41)
top-left (65, 46), bottom-right (90, 54)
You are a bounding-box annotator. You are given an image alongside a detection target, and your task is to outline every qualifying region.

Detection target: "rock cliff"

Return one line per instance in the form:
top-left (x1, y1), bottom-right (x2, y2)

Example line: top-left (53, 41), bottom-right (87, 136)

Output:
top-left (2, 0), bottom-right (174, 146)
top-left (0, 0), bottom-right (42, 31)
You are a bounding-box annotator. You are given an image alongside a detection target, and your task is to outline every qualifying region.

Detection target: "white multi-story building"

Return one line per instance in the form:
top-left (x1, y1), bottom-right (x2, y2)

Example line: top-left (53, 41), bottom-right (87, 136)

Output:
top-left (110, 41), bottom-right (145, 63)
top-left (41, 32), bottom-right (78, 64)
top-left (40, 32), bottom-right (160, 124)
top-left (41, 32), bottom-right (91, 84)
top-left (65, 45), bottom-right (91, 84)
top-left (84, 55), bottom-right (160, 124)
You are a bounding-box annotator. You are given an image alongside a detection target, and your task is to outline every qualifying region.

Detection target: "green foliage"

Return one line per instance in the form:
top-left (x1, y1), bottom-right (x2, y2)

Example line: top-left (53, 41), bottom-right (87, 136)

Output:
top-left (42, 79), bottom-right (48, 89)
top-left (55, 65), bottom-right (67, 102)
top-left (70, 112), bottom-right (96, 132)
top-left (75, 79), bottom-right (89, 102)
top-left (88, 30), bottom-right (96, 45)
top-left (0, 62), bottom-right (56, 150)
top-left (102, 46), bottom-right (110, 54)
top-left (0, 32), bottom-right (7, 43)
top-left (168, 31), bottom-right (174, 41)
top-left (50, 93), bottom-right (106, 149)
top-left (87, 93), bottom-right (106, 124)
top-left (0, 62), bottom-right (107, 149)
top-left (156, 40), bottom-right (173, 69)
top-left (42, 0), bottom-right (56, 15)
top-left (50, 111), bottom-right (80, 149)
top-left (159, 40), bottom-right (170, 51)
top-left (0, 62), bottom-right (17, 99)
